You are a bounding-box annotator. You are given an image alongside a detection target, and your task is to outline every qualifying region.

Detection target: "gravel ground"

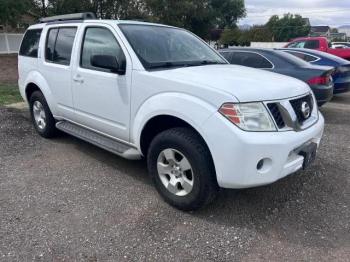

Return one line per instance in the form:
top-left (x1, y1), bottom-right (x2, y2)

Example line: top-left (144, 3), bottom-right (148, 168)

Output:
top-left (0, 94), bottom-right (349, 261)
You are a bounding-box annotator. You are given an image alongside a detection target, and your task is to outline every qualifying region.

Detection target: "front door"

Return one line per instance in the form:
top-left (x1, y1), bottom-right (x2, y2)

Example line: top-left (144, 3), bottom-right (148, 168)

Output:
top-left (71, 25), bottom-right (131, 141)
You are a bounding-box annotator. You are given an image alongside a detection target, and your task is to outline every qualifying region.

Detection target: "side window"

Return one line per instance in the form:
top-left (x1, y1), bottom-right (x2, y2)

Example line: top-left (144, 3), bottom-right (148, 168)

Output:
top-left (287, 41), bottom-right (299, 48)
top-left (304, 40), bottom-right (320, 49)
top-left (46, 28), bottom-right (58, 62)
top-left (19, 29), bottom-right (42, 57)
top-left (230, 52), bottom-right (273, 69)
top-left (220, 52), bottom-right (232, 62)
top-left (81, 27), bottom-right (126, 73)
top-left (288, 41), bottom-right (306, 48)
top-left (45, 27), bottom-right (77, 65)
top-left (285, 51), bottom-right (318, 62)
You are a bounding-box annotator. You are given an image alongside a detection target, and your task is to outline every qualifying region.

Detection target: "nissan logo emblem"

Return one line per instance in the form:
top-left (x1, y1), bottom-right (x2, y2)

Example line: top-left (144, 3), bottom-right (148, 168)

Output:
top-left (301, 102), bottom-right (311, 119)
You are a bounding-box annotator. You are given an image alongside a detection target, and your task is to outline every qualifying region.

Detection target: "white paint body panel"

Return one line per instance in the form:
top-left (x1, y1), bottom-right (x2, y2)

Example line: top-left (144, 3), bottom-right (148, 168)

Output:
top-left (18, 20), bottom-right (325, 189)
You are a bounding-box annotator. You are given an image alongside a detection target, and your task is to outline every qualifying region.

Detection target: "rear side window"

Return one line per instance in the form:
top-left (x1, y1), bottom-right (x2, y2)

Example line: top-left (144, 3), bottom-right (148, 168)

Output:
top-left (285, 51), bottom-right (319, 62)
top-left (19, 29), bottom-right (42, 57)
top-left (229, 52), bottom-right (273, 69)
top-left (287, 41), bottom-right (305, 48)
top-left (304, 40), bottom-right (320, 49)
top-left (45, 27), bottom-right (77, 65)
top-left (80, 27), bottom-right (126, 73)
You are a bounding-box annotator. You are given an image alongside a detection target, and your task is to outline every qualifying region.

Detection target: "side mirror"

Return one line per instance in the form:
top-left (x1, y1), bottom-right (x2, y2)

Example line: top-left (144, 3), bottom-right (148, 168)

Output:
top-left (91, 55), bottom-right (125, 75)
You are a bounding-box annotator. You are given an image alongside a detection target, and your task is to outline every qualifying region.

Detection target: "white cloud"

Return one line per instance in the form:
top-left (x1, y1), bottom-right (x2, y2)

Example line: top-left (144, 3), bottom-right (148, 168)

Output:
top-left (240, 0), bottom-right (350, 27)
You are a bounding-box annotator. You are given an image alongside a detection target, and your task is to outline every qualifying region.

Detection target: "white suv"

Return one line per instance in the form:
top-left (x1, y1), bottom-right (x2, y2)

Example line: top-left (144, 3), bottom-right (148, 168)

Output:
top-left (18, 13), bottom-right (324, 210)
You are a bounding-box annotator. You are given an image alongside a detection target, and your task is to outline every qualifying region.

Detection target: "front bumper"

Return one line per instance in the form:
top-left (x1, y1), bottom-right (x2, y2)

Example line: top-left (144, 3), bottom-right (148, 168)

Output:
top-left (202, 112), bottom-right (324, 189)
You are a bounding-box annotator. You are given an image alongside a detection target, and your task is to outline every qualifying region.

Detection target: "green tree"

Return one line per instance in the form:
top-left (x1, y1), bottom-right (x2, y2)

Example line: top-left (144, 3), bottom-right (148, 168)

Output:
top-left (247, 25), bottom-right (273, 42)
top-left (219, 28), bottom-right (241, 46)
top-left (210, 0), bottom-right (246, 29)
top-left (145, 0), bottom-right (245, 38)
top-left (0, 0), bottom-right (31, 26)
top-left (266, 13), bottom-right (310, 42)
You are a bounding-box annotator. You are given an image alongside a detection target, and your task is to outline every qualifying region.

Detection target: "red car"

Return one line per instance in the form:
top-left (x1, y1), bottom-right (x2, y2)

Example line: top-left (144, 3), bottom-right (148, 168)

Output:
top-left (285, 37), bottom-right (350, 61)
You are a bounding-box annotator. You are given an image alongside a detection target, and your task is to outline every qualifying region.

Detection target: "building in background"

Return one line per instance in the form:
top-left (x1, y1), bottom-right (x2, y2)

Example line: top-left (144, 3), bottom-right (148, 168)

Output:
top-left (310, 26), bottom-right (331, 38)
top-left (338, 26), bottom-right (350, 41)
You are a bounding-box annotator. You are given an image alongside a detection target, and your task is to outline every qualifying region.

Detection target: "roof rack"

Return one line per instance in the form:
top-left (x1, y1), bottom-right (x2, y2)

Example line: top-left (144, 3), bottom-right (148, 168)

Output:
top-left (39, 12), bottom-right (97, 23)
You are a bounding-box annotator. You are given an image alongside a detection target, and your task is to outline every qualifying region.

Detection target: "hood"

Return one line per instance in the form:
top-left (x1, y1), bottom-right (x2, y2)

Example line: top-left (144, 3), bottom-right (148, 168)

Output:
top-left (149, 64), bottom-right (311, 102)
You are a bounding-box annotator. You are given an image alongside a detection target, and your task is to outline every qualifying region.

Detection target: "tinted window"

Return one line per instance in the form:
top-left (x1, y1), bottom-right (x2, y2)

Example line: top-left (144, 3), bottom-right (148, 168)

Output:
top-left (119, 24), bottom-right (226, 69)
top-left (53, 28), bottom-right (77, 65)
top-left (229, 52), bottom-right (273, 69)
top-left (45, 28), bottom-right (58, 62)
top-left (19, 29), bottom-right (42, 57)
top-left (220, 51), bottom-right (232, 61)
top-left (81, 27), bottom-right (126, 73)
top-left (285, 51), bottom-right (318, 62)
top-left (304, 40), bottom-right (320, 49)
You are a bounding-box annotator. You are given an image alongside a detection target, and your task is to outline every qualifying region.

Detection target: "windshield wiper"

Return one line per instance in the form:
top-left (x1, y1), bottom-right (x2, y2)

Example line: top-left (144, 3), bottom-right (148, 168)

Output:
top-left (148, 60), bottom-right (227, 70)
top-left (198, 60), bottom-right (227, 65)
top-left (148, 62), bottom-right (186, 69)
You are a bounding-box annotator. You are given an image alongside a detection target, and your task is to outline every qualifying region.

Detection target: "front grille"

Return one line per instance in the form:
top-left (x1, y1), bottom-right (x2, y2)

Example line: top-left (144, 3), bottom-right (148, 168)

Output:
top-left (290, 95), bottom-right (314, 124)
top-left (267, 103), bottom-right (285, 128)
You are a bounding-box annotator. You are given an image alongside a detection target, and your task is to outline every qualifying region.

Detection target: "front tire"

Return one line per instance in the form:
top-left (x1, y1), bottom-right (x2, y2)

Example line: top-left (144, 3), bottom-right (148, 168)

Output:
top-left (147, 127), bottom-right (218, 211)
top-left (29, 91), bottom-right (58, 138)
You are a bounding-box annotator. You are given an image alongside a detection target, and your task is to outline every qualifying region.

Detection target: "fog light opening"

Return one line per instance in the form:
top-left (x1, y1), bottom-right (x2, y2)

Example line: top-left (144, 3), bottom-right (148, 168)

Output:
top-left (257, 158), bottom-right (272, 174)
top-left (257, 159), bottom-right (264, 170)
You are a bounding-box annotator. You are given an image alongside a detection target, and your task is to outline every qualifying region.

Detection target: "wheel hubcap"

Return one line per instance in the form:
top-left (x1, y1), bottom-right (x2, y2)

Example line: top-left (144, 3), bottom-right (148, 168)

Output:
top-left (157, 149), bottom-right (194, 196)
top-left (32, 101), bottom-right (46, 130)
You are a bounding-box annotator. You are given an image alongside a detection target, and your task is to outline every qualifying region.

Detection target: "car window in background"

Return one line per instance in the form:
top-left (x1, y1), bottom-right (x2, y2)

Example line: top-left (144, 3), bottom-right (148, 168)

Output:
top-left (81, 27), bottom-right (126, 73)
top-left (220, 51), bottom-right (232, 61)
top-left (229, 52), bottom-right (273, 69)
top-left (287, 41), bottom-right (306, 48)
top-left (19, 29), bottom-right (42, 57)
top-left (284, 51), bottom-right (319, 62)
top-left (304, 40), bottom-right (320, 49)
top-left (45, 27), bottom-right (77, 65)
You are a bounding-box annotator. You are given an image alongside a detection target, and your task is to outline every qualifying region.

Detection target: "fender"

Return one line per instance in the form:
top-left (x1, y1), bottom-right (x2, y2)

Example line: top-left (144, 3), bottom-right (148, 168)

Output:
top-left (23, 70), bottom-right (58, 115)
top-left (132, 92), bottom-right (219, 151)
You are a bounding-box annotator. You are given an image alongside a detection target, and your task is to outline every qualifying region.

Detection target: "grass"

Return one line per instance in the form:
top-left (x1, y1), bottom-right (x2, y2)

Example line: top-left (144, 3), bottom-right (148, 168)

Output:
top-left (0, 84), bottom-right (23, 106)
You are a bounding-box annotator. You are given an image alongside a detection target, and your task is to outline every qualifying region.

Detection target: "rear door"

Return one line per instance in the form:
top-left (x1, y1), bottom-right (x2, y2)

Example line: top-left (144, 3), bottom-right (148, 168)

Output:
top-left (70, 24), bottom-right (131, 141)
top-left (39, 25), bottom-right (78, 119)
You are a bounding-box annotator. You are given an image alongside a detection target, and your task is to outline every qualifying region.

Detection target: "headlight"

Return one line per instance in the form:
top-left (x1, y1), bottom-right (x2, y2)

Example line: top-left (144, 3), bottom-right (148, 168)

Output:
top-left (219, 102), bottom-right (276, 131)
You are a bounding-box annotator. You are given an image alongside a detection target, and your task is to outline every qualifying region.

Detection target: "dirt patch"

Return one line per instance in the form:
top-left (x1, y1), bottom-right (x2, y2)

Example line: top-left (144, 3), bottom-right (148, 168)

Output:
top-left (0, 54), bottom-right (18, 84)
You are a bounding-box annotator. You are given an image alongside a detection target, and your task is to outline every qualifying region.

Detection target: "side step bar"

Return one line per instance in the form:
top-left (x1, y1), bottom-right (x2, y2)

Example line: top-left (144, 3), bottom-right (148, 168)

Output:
top-left (56, 121), bottom-right (141, 160)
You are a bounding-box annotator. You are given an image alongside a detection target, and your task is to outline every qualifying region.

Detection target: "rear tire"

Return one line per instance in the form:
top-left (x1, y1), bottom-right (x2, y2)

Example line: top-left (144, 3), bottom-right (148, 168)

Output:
top-left (29, 91), bottom-right (58, 138)
top-left (147, 127), bottom-right (219, 211)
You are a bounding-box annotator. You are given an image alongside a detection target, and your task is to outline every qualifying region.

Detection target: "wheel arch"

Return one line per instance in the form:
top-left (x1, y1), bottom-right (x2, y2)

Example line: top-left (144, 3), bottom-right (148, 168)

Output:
top-left (23, 71), bottom-right (57, 115)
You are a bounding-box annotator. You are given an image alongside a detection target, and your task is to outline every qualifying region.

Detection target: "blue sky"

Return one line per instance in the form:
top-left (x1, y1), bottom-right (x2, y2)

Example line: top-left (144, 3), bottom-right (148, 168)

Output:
top-left (239, 0), bottom-right (350, 27)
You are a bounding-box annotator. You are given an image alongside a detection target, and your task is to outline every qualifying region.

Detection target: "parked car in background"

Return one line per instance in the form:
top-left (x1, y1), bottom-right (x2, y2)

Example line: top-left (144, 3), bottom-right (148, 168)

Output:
top-left (285, 37), bottom-right (350, 60)
top-left (219, 48), bottom-right (334, 106)
top-left (280, 48), bottom-right (350, 94)
top-left (18, 13), bottom-right (325, 210)
top-left (331, 42), bottom-right (350, 49)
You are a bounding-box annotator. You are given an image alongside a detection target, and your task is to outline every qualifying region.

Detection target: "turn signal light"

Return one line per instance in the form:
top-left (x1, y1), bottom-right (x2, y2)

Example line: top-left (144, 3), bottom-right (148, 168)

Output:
top-left (219, 104), bottom-right (241, 124)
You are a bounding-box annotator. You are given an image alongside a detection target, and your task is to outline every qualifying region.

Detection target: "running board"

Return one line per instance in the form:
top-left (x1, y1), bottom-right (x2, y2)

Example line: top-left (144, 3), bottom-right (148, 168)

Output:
top-left (56, 121), bottom-right (141, 160)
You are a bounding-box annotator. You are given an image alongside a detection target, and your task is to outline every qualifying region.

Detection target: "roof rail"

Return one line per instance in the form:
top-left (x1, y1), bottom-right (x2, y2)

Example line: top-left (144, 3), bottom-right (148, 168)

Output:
top-left (39, 12), bottom-right (97, 23)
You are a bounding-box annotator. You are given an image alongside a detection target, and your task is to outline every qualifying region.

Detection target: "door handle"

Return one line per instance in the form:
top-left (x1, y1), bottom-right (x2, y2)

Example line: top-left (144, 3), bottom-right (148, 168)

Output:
top-left (73, 75), bottom-right (84, 84)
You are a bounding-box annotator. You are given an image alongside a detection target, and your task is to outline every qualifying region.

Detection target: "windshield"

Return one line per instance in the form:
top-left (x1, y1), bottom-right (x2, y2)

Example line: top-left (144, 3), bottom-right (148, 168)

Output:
top-left (118, 24), bottom-right (227, 70)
